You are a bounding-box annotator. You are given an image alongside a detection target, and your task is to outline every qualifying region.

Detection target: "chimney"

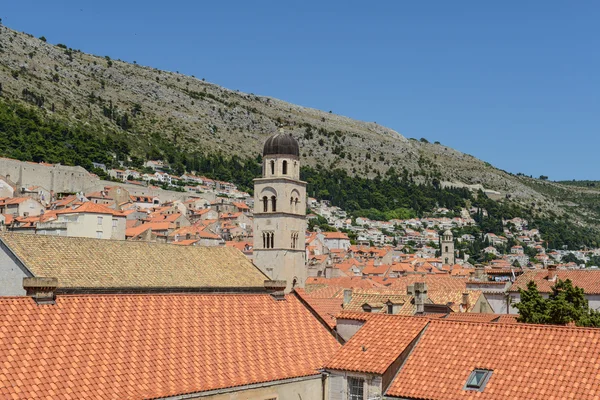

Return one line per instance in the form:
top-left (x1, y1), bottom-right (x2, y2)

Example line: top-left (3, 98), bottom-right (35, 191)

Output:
top-left (23, 277), bottom-right (58, 305)
top-left (407, 284), bottom-right (415, 296)
top-left (462, 292), bottom-right (470, 311)
top-left (474, 265), bottom-right (485, 281)
top-left (414, 282), bottom-right (428, 314)
top-left (264, 280), bottom-right (287, 300)
top-left (547, 265), bottom-right (557, 282)
top-left (343, 289), bottom-right (352, 307)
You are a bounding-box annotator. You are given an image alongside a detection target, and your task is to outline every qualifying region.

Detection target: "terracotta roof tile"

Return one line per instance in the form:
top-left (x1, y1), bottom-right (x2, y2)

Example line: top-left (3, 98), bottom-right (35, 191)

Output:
top-left (294, 289), bottom-right (343, 329)
top-left (509, 270), bottom-right (600, 294)
top-left (386, 320), bottom-right (600, 399)
top-left (0, 294), bottom-right (340, 399)
top-left (55, 202), bottom-right (122, 216)
top-left (325, 314), bottom-right (428, 374)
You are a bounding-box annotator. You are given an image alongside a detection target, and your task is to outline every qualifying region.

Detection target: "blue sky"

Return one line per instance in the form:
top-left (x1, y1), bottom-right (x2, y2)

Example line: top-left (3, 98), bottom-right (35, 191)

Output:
top-left (2, 1), bottom-right (598, 180)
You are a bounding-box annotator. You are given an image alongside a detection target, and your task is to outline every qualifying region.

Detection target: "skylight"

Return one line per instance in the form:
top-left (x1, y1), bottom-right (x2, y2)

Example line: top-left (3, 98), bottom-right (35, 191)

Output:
top-left (464, 369), bottom-right (492, 391)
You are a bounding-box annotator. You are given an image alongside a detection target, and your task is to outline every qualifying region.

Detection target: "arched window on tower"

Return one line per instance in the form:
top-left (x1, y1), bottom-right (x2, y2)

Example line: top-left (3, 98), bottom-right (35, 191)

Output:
top-left (270, 160), bottom-right (275, 175)
top-left (445, 246), bottom-right (449, 253)
top-left (270, 232), bottom-right (275, 248)
top-left (294, 198), bottom-right (299, 213)
top-left (263, 196), bottom-right (268, 212)
top-left (263, 232), bottom-right (267, 248)
top-left (290, 197), bottom-right (294, 212)
top-left (282, 160), bottom-right (288, 175)
top-left (271, 196), bottom-right (277, 212)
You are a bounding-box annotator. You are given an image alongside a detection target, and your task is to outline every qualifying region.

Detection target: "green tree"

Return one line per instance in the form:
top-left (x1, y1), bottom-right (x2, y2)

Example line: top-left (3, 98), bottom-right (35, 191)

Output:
top-left (515, 279), bottom-right (600, 327)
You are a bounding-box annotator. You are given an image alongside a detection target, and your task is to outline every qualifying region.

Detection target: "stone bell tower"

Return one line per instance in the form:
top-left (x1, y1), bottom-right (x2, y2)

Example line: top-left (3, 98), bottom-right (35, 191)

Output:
top-left (441, 229), bottom-right (455, 265)
top-left (253, 130), bottom-right (307, 292)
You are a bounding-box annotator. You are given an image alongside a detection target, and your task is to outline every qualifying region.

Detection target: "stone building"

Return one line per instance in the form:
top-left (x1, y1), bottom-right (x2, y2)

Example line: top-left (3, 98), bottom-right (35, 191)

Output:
top-left (441, 229), bottom-right (455, 265)
top-left (253, 131), bottom-right (307, 292)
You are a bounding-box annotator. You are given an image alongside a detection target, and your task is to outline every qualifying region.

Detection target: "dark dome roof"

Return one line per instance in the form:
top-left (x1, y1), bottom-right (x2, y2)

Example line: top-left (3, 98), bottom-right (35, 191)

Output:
top-left (263, 133), bottom-right (299, 157)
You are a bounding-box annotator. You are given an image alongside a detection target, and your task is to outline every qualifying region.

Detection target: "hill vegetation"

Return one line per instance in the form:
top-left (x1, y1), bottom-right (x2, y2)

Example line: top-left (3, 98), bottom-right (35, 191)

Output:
top-left (0, 24), bottom-right (599, 246)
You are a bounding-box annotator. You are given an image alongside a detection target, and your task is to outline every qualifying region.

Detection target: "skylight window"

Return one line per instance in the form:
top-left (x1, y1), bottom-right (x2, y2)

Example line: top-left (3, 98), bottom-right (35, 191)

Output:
top-left (464, 369), bottom-right (492, 392)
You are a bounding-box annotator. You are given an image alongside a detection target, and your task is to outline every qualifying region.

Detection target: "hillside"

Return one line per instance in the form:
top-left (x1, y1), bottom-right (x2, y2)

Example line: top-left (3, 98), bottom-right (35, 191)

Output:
top-left (0, 24), bottom-right (598, 230)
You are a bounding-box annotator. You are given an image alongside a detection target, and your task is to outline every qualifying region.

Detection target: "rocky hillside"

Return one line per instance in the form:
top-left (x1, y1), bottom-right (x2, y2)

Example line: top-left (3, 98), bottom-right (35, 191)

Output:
top-left (0, 25), bottom-right (597, 226)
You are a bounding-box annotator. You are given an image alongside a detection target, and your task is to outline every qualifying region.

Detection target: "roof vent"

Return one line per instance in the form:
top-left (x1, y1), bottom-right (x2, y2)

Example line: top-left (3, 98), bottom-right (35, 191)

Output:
top-left (23, 277), bottom-right (58, 305)
top-left (264, 280), bottom-right (287, 300)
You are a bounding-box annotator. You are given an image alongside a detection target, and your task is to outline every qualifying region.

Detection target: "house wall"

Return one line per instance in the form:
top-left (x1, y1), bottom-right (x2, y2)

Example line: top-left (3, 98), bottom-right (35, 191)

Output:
top-left (0, 158), bottom-right (94, 193)
top-left (328, 371), bottom-right (382, 400)
top-left (60, 213), bottom-right (126, 240)
top-left (188, 376), bottom-right (323, 400)
top-left (0, 241), bottom-right (29, 296)
top-left (0, 179), bottom-right (15, 198)
top-left (484, 293), bottom-right (510, 314)
top-left (336, 318), bottom-right (365, 342)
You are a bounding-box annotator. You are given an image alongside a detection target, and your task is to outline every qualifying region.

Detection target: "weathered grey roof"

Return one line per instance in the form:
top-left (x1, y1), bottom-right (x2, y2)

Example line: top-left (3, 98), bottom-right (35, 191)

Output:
top-left (263, 133), bottom-right (300, 157)
top-left (0, 233), bottom-right (268, 290)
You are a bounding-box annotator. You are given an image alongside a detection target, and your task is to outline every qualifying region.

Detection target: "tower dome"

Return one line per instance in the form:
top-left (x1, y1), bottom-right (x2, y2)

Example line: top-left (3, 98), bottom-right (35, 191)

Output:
top-left (263, 132), bottom-right (300, 157)
top-left (443, 229), bottom-right (453, 237)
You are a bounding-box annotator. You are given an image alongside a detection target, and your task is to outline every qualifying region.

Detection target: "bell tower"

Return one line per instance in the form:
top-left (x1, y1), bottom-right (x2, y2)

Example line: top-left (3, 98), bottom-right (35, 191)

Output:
top-left (253, 130), bottom-right (307, 292)
top-left (441, 229), bottom-right (455, 265)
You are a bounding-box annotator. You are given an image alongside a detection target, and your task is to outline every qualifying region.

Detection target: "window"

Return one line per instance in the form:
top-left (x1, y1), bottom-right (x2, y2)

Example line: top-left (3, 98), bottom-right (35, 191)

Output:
top-left (270, 160), bottom-right (275, 175)
top-left (97, 216), bottom-right (103, 225)
top-left (445, 246), bottom-right (449, 253)
top-left (347, 377), bottom-right (364, 400)
top-left (271, 196), bottom-right (277, 212)
top-left (112, 219), bottom-right (117, 228)
top-left (464, 369), bottom-right (492, 392)
top-left (282, 160), bottom-right (287, 175)
top-left (96, 231), bottom-right (103, 239)
top-left (263, 196), bottom-right (268, 212)
top-left (263, 232), bottom-right (275, 249)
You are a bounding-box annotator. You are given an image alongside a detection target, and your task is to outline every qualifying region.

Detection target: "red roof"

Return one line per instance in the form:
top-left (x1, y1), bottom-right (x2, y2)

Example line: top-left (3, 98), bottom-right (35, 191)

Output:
top-left (509, 270), bottom-right (600, 294)
top-left (0, 294), bottom-right (340, 399)
top-left (125, 224), bottom-right (152, 238)
top-left (325, 314), bottom-right (428, 374)
top-left (56, 202), bottom-right (123, 216)
top-left (294, 289), bottom-right (343, 329)
top-left (386, 320), bottom-right (600, 399)
top-left (321, 231), bottom-right (350, 240)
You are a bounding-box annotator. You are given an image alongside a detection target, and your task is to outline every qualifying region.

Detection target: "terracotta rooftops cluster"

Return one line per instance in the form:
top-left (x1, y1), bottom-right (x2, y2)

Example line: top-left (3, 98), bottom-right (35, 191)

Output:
top-left (327, 312), bottom-right (600, 399)
top-left (0, 293), bottom-right (340, 399)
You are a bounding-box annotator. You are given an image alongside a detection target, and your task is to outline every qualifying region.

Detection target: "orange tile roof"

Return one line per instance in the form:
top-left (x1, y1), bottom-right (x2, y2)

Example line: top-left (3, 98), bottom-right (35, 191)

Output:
top-left (325, 314), bottom-right (428, 374)
top-left (305, 277), bottom-right (383, 289)
top-left (386, 320), bottom-right (600, 399)
top-left (125, 224), bottom-right (152, 238)
top-left (389, 274), bottom-right (468, 292)
top-left (294, 289), bottom-right (343, 329)
top-left (509, 270), bottom-right (600, 294)
top-left (442, 313), bottom-right (506, 323)
top-left (2, 213), bottom-right (14, 225)
top-left (362, 262), bottom-right (391, 275)
top-left (321, 231), bottom-right (350, 240)
top-left (55, 202), bottom-right (123, 216)
top-left (0, 294), bottom-right (340, 399)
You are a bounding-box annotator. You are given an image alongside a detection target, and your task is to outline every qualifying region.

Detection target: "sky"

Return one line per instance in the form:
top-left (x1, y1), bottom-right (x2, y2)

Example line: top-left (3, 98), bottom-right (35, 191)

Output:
top-left (1, 1), bottom-right (599, 180)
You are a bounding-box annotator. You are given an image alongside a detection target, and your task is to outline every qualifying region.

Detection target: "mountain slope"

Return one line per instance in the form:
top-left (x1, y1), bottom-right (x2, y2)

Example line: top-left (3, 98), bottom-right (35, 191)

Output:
top-left (0, 24), bottom-right (598, 228)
